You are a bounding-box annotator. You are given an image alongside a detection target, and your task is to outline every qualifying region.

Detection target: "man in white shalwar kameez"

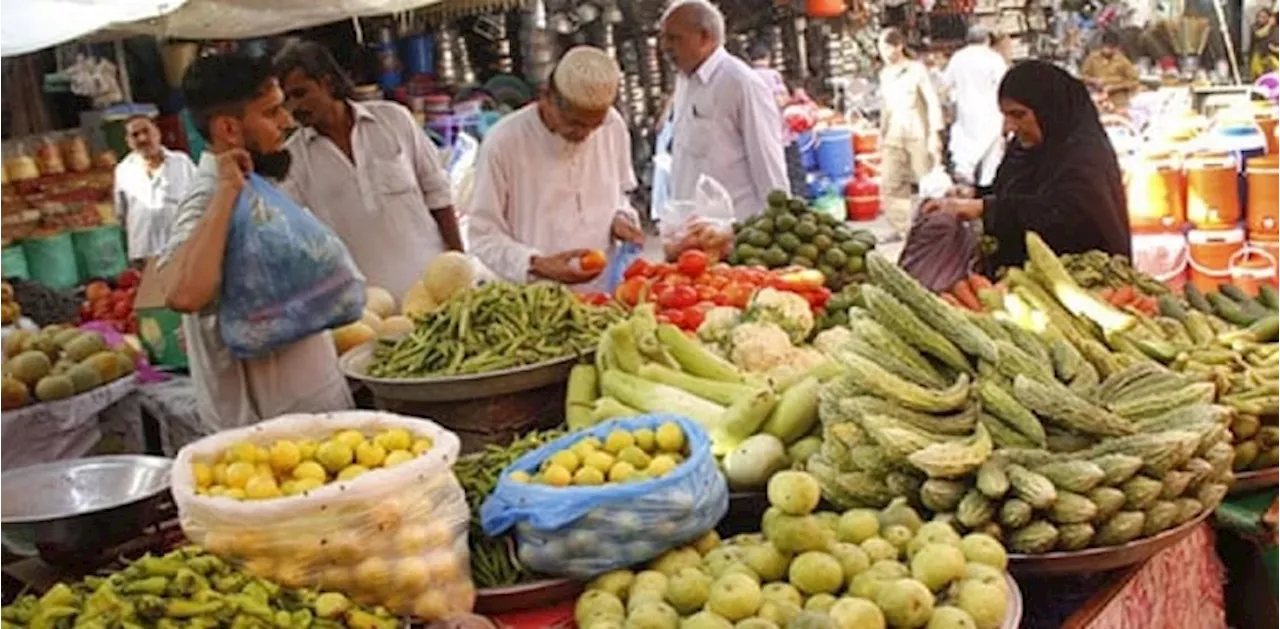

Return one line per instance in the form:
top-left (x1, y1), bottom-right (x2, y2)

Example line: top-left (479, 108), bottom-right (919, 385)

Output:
top-left (943, 26), bottom-right (1008, 187)
top-left (467, 47), bottom-right (644, 290)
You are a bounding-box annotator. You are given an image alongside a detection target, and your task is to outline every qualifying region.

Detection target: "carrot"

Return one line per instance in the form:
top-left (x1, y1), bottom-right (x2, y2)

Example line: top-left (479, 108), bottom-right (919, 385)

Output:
top-left (1099, 287), bottom-right (1116, 301)
top-left (969, 273), bottom-right (994, 292)
top-left (941, 292), bottom-right (965, 309)
top-left (951, 279), bottom-right (983, 311)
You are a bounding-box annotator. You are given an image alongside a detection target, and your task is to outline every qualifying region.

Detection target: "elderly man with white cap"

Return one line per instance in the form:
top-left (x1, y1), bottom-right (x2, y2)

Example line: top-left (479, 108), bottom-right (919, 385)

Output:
top-left (468, 46), bottom-right (643, 289)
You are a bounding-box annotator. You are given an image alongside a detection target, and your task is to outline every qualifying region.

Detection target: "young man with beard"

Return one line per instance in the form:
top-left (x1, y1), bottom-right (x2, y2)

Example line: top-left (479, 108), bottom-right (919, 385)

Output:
top-left (160, 52), bottom-right (353, 430)
top-left (467, 46), bottom-right (644, 290)
top-left (114, 115), bottom-right (197, 263)
top-left (273, 41), bottom-right (462, 300)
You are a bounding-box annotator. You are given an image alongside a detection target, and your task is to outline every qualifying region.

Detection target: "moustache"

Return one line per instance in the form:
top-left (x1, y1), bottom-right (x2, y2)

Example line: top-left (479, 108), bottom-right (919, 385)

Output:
top-left (251, 150), bottom-right (293, 180)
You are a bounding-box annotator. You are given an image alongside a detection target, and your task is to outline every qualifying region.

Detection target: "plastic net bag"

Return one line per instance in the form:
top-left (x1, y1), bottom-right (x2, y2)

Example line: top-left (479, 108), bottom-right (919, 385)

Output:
top-left (659, 175), bottom-right (736, 262)
top-left (479, 415), bottom-right (729, 579)
top-left (899, 211), bottom-right (978, 293)
top-left (219, 174), bottom-right (365, 359)
top-left (172, 410), bottom-right (474, 620)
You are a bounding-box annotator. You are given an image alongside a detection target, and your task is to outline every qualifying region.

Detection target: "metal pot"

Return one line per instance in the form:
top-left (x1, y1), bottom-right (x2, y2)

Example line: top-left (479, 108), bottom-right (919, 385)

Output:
top-left (1, 455), bottom-right (172, 565)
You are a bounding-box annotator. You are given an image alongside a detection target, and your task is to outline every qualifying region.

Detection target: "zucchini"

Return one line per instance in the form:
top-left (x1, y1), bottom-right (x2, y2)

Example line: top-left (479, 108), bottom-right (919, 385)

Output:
top-left (1219, 283), bottom-right (1255, 305)
top-left (655, 324), bottom-right (745, 382)
top-left (1219, 314), bottom-right (1279, 344)
top-left (866, 253), bottom-right (997, 362)
top-left (1184, 284), bottom-right (1213, 313)
top-left (565, 364), bottom-right (600, 430)
top-left (1157, 295), bottom-right (1189, 322)
top-left (862, 285), bottom-right (972, 374)
top-left (1013, 375), bottom-right (1137, 437)
top-left (1208, 292), bottom-right (1260, 327)
top-left (1025, 232), bottom-right (1135, 335)
top-left (1259, 284), bottom-right (1279, 310)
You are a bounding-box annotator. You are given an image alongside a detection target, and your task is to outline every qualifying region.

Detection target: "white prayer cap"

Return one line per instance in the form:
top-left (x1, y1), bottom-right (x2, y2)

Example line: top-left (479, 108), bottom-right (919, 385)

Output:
top-left (552, 46), bottom-right (620, 109)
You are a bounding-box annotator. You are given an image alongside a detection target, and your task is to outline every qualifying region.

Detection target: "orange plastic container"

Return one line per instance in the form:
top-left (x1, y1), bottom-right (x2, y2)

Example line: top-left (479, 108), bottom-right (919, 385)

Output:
top-left (1131, 232), bottom-right (1188, 291)
top-left (853, 131), bottom-right (880, 155)
top-left (1246, 238), bottom-right (1280, 289)
top-left (807, 0), bottom-right (847, 17)
top-left (1259, 116), bottom-right (1278, 155)
top-left (1187, 227), bottom-right (1244, 294)
top-left (1124, 152), bottom-right (1186, 232)
top-left (1230, 246), bottom-right (1278, 296)
top-left (1246, 155), bottom-right (1279, 237)
top-left (1185, 152), bottom-right (1241, 229)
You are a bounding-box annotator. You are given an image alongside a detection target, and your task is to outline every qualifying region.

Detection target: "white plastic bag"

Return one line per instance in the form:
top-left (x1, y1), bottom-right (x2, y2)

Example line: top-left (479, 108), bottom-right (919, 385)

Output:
top-left (172, 410), bottom-right (474, 620)
top-left (659, 174), bottom-right (736, 262)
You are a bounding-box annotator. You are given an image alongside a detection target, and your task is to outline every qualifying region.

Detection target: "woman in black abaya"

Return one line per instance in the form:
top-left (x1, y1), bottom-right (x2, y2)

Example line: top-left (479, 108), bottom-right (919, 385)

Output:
top-left (921, 60), bottom-right (1130, 273)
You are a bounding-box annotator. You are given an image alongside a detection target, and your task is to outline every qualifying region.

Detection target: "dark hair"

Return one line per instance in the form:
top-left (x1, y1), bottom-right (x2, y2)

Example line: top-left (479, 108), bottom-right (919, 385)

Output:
top-left (272, 40), bottom-right (356, 101)
top-left (124, 114), bottom-right (157, 128)
top-left (1101, 30), bottom-right (1121, 47)
top-left (748, 42), bottom-right (771, 62)
top-left (182, 52), bottom-right (274, 142)
top-left (880, 28), bottom-right (915, 59)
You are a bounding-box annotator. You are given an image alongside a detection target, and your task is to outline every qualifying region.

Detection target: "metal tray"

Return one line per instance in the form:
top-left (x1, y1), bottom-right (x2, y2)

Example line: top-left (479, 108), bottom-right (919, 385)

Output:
top-left (474, 578), bottom-right (583, 616)
top-left (1006, 508), bottom-right (1212, 576)
top-left (340, 342), bottom-right (591, 403)
top-left (1002, 573), bottom-right (1023, 629)
top-left (1230, 466), bottom-right (1279, 495)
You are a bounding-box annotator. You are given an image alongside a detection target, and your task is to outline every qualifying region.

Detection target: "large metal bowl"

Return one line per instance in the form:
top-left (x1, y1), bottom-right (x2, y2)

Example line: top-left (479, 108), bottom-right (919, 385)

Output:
top-left (1, 455), bottom-right (173, 564)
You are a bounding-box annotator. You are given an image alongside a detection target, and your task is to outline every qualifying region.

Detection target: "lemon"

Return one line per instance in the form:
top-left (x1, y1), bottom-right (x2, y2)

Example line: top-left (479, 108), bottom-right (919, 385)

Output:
top-left (608, 461), bottom-right (636, 483)
top-left (275, 561), bottom-right (308, 588)
top-left (617, 445), bottom-right (652, 469)
top-left (632, 428), bottom-right (656, 452)
top-left (509, 470), bottom-right (532, 483)
top-left (395, 557), bottom-right (431, 590)
top-left (353, 557), bottom-right (393, 592)
top-left (293, 477), bottom-right (324, 493)
top-left (334, 429), bottom-right (366, 449)
top-left (375, 428), bottom-right (413, 452)
top-left (655, 422), bottom-right (686, 452)
top-left (396, 525), bottom-right (431, 554)
top-left (280, 480), bottom-right (300, 496)
top-left (548, 449), bottom-right (581, 473)
top-left (269, 440), bottom-right (302, 474)
top-left (411, 438), bottom-right (434, 455)
top-left (320, 567), bottom-right (352, 592)
top-left (384, 449), bottom-right (414, 468)
top-left (212, 462), bottom-right (229, 486)
top-left (207, 486), bottom-right (226, 497)
top-left (191, 462), bottom-right (214, 488)
top-left (230, 441), bottom-right (258, 463)
top-left (243, 556), bottom-right (277, 580)
top-left (293, 460), bottom-right (326, 481)
top-left (297, 439), bottom-right (320, 461)
top-left (583, 450), bottom-right (615, 473)
top-left (316, 440), bottom-right (354, 473)
top-left (573, 466), bottom-right (606, 486)
top-left (413, 590), bottom-right (449, 620)
top-left (604, 429), bottom-right (635, 454)
top-left (224, 488), bottom-right (246, 499)
top-left (337, 465), bottom-right (369, 481)
top-left (648, 454), bottom-right (678, 477)
top-left (225, 461), bottom-right (256, 489)
top-left (244, 475), bottom-right (282, 500)
top-left (541, 463), bottom-right (572, 487)
top-left (569, 439), bottom-right (598, 461)
top-left (425, 553), bottom-right (459, 581)
top-left (324, 531), bottom-right (363, 564)
top-left (355, 441), bottom-right (387, 468)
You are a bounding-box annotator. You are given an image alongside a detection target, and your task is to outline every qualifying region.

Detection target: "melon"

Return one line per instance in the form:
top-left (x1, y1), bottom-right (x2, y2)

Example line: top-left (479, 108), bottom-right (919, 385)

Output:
top-left (365, 286), bottom-right (397, 318)
top-left (333, 322), bottom-right (376, 356)
top-left (7, 351), bottom-right (52, 386)
top-left (378, 315), bottom-right (415, 337)
top-left (422, 251), bottom-right (475, 303)
top-left (34, 374), bottom-right (76, 402)
top-left (402, 282), bottom-right (438, 318)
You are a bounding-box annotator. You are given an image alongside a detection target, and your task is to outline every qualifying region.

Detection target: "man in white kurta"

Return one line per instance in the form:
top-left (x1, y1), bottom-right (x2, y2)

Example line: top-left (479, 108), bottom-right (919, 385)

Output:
top-left (468, 46), bottom-right (643, 290)
top-left (662, 0), bottom-right (789, 220)
top-left (275, 41), bottom-right (462, 301)
top-left (943, 26), bottom-right (1007, 187)
top-left (114, 116), bottom-right (197, 262)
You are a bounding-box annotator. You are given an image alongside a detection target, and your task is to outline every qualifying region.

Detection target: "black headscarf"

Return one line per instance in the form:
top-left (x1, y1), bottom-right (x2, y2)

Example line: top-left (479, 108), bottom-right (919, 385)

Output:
top-left (980, 60), bottom-right (1130, 273)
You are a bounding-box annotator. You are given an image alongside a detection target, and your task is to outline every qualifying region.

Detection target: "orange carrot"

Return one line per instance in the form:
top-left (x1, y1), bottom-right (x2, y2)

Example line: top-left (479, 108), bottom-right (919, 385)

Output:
top-left (1113, 285), bottom-right (1135, 307)
top-left (941, 292), bottom-right (965, 309)
top-left (951, 279), bottom-right (983, 311)
top-left (969, 273), bottom-right (994, 292)
top-left (1099, 287), bottom-right (1116, 301)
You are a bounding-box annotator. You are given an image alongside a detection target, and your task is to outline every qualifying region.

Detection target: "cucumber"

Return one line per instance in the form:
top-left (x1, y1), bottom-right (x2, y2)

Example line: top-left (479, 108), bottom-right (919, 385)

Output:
top-left (1219, 283), bottom-right (1254, 304)
top-left (1157, 295), bottom-right (1188, 322)
top-left (1259, 285), bottom-right (1279, 310)
top-left (1184, 284), bottom-right (1213, 313)
top-left (1208, 292), bottom-right (1260, 327)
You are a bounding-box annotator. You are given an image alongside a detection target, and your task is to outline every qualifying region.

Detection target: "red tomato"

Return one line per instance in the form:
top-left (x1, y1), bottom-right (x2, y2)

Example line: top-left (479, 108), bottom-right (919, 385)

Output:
top-left (663, 309), bottom-right (688, 329)
top-left (658, 285), bottom-right (698, 309)
top-left (655, 262), bottom-right (678, 277)
top-left (676, 250), bottom-right (709, 277)
top-left (722, 283), bottom-right (755, 309)
top-left (709, 262), bottom-right (732, 276)
top-left (579, 250), bottom-right (607, 274)
top-left (615, 278), bottom-right (647, 306)
top-left (696, 285), bottom-right (718, 302)
top-left (624, 259), bottom-right (654, 280)
top-left (682, 306), bottom-right (706, 330)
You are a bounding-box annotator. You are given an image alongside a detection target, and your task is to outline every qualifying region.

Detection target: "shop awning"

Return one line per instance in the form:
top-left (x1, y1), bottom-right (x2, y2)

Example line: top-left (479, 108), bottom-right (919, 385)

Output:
top-left (1, 0), bottom-right (188, 57)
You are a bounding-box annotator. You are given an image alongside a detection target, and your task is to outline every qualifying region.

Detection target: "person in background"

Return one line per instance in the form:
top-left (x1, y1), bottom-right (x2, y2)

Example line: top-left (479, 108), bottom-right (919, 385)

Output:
top-left (1080, 30), bottom-right (1140, 109)
top-left (467, 46), bottom-right (644, 290)
top-left (113, 115), bottom-right (197, 263)
top-left (273, 41), bottom-right (462, 301)
top-left (877, 27), bottom-right (944, 240)
top-left (943, 26), bottom-right (1008, 188)
top-left (992, 34), bottom-right (1015, 64)
top-left (160, 52), bottom-right (353, 431)
top-left (661, 0), bottom-right (789, 220)
top-left (748, 43), bottom-right (790, 107)
top-left (748, 42), bottom-right (807, 199)
top-left (921, 60), bottom-right (1129, 272)
top-left (1251, 6), bottom-right (1279, 79)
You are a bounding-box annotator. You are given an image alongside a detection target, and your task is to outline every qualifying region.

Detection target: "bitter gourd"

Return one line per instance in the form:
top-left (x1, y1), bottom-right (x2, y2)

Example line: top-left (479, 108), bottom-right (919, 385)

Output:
top-left (967, 312), bottom-right (1012, 343)
top-left (1049, 491), bottom-right (1100, 524)
top-left (907, 423), bottom-right (993, 479)
top-left (980, 413), bottom-right (1040, 449)
top-left (1007, 464), bottom-right (1058, 509)
top-left (1094, 511), bottom-right (1146, 546)
top-left (1013, 375), bottom-right (1136, 437)
top-left (976, 380), bottom-right (1047, 447)
top-left (998, 317), bottom-right (1053, 366)
top-left (1008, 520), bottom-right (1060, 554)
top-left (1121, 475), bottom-right (1163, 510)
top-left (1046, 329), bottom-right (1085, 383)
top-left (999, 498), bottom-right (1034, 529)
top-left (1153, 316), bottom-right (1193, 345)
top-left (1056, 523), bottom-right (1096, 551)
top-left (847, 315), bottom-right (946, 387)
top-left (1196, 482), bottom-right (1228, 511)
top-left (919, 478), bottom-right (968, 512)
top-left (956, 489), bottom-right (996, 528)
top-left (858, 413), bottom-right (951, 460)
top-left (1094, 362), bottom-right (1171, 404)
top-left (1035, 460), bottom-right (1106, 493)
top-left (837, 349), bottom-right (971, 413)
top-left (994, 340), bottom-right (1057, 384)
top-left (1173, 497), bottom-right (1205, 525)
top-left (866, 253), bottom-right (998, 362)
top-left (838, 396), bottom-right (978, 436)
top-left (1107, 382), bottom-right (1217, 420)
top-left (1026, 232), bottom-right (1137, 336)
top-left (1068, 359), bottom-right (1101, 397)
top-left (862, 284), bottom-right (972, 374)
top-left (1143, 500), bottom-right (1179, 536)
top-left (1182, 457), bottom-right (1214, 491)
top-left (1159, 470), bottom-right (1194, 500)
top-left (976, 460), bottom-right (1010, 499)
top-left (1090, 454), bottom-right (1145, 486)
top-left (1088, 486), bottom-right (1127, 522)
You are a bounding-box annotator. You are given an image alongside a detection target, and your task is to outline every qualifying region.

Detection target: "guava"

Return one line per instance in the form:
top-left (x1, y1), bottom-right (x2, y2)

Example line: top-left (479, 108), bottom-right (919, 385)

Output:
top-left (860, 537), bottom-right (900, 563)
top-left (705, 546), bottom-right (749, 578)
top-left (767, 471), bottom-right (822, 515)
top-left (734, 619), bottom-right (780, 629)
top-left (959, 534), bottom-right (1008, 571)
top-left (961, 564), bottom-right (1009, 595)
top-left (576, 591), bottom-right (625, 626)
top-left (666, 568), bottom-right (713, 615)
top-left (881, 525), bottom-right (914, 554)
top-left (768, 514), bottom-right (834, 554)
top-left (584, 618), bottom-right (625, 629)
top-left (803, 593), bottom-right (837, 613)
top-left (694, 530), bottom-right (723, 555)
top-left (707, 573), bottom-right (763, 621)
top-left (926, 606), bottom-right (978, 629)
top-left (908, 521), bottom-right (963, 558)
top-left (743, 543), bottom-right (793, 582)
top-left (652, 547), bottom-right (704, 576)
top-left (762, 582), bottom-right (804, 607)
top-left (628, 592), bottom-right (667, 615)
top-left (865, 560), bottom-right (910, 580)
top-left (756, 599), bottom-right (803, 627)
top-left (875, 579), bottom-right (935, 629)
top-left (910, 543), bottom-right (967, 592)
top-left (626, 600), bottom-right (680, 629)
top-left (680, 611), bottom-right (734, 629)
top-left (837, 509), bottom-right (881, 544)
top-left (953, 580), bottom-right (1008, 629)
top-left (827, 542), bottom-right (871, 584)
top-left (720, 562), bottom-right (762, 583)
top-left (847, 572), bottom-right (888, 601)
top-left (784, 611), bottom-right (837, 629)
top-left (788, 552), bottom-right (844, 595)
top-left (590, 570), bottom-right (637, 600)
top-left (878, 498), bottom-right (924, 533)
top-left (631, 570), bottom-right (671, 599)
top-left (814, 511), bottom-right (841, 534)
top-left (828, 597), bottom-right (887, 629)
top-left (762, 507), bottom-right (785, 540)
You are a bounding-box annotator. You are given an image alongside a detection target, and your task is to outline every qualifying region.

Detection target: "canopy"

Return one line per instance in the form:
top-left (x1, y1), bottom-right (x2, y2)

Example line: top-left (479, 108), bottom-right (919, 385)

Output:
top-left (1, 0), bottom-right (187, 57)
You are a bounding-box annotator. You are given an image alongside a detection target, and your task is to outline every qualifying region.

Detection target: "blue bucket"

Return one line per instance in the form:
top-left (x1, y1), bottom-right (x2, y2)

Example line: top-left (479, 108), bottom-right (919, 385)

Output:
top-left (816, 128), bottom-right (854, 179)
top-left (796, 131), bottom-right (819, 172)
top-left (401, 35), bottom-right (435, 75)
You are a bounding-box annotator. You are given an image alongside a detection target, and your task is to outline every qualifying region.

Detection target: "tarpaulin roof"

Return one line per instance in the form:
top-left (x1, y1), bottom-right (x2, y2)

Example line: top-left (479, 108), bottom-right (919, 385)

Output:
top-left (1, 0), bottom-right (186, 56)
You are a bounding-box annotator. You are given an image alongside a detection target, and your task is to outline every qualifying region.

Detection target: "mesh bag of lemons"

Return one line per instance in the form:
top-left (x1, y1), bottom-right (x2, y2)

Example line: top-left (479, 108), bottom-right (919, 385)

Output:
top-left (172, 410), bottom-right (474, 621)
top-left (480, 415), bottom-right (730, 579)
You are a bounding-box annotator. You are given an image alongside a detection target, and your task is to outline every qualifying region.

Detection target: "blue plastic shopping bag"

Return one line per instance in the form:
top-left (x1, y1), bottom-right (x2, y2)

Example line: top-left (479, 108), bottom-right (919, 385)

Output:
top-left (480, 415), bottom-right (729, 579)
top-left (218, 174), bottom-right (365, 358)
top-left (603, 242), bottom-right (642, 295)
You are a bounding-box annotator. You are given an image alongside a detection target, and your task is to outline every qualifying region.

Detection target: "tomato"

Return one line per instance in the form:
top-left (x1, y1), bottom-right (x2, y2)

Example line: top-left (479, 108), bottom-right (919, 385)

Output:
top-left (615, 277), bottom-right (647, 306)
top-left (658, 285), bottom-right (698, 310)
top-left (624, 259), bottom-right (654, 280)
top-left (722, 282), bottom-right (755, 309)
top-left (655, 262), bottom-right (678, 277)
top-left (682, 306), bottom-right (707, 330)
top-left (579, 250), bottom-right (607, 274)
top-left (803, 288), bottom-right (832, 310)
top-left (696, 285), bottom-right (718, 302)
top-left (676, 250), bottom-right (709, 277)
top-left (663, 309), bottom-right (688, 329)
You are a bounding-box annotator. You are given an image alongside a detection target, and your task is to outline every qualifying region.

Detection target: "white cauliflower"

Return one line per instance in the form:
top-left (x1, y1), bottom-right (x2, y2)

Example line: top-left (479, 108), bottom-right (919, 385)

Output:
top-left (743, 288), bottom-right (814, 344)
top-left (812, 327), bottom-right (854, 357)
top-left (729, 322), bottom-right (795, 373)
top-left (696, 306), bottom-right (742, 349)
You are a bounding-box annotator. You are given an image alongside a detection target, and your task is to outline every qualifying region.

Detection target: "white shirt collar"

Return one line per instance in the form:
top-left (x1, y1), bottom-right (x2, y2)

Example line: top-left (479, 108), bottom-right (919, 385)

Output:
top-left (296, 100), bottom-right (377, 144)
top-left (692, 47), bottom-right (730, 84)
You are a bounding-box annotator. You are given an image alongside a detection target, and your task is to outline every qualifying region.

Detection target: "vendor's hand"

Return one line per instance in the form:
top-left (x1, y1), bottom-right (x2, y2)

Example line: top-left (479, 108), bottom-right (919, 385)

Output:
top-left (216, 148), bottom-right (253, 192)
top-left (611, 214), bottom-right (645, 245)
top-left (921, 197), bottom-right (984, 220)
top-left (946, 184), bottom-right (977, 199)
top-left (531, 250), bottom-right (603, 285)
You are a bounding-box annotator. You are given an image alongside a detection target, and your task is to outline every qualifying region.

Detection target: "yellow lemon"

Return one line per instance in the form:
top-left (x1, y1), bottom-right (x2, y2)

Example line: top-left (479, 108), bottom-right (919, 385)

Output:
top-left (632, 428), bottom-right (656, 452)
top-left (540, 463), bottom-right (572, 487)
top-left (243, 556), bottom-right (277, 580)
top-left (280, 480), bottom-right (300, 496)
top-left (375, 428), bottom-right (413, 452)
top-left (411, 438), bottom-right (434, 455)
top-left (292, 477), bottom-right (324, 494)
top-left (297, 439), bottom-right (319, 461)
top-left (548, 449), bottom-right (581, 473)
top-left (224, 488), bottom-right (246, 500)
top-left (231, 531), bottom-right (268, 555)
top-left (569, 439), bottom-right (598, 462)
top-left (334, 429), bottom-right (366, 449)
top-left (395, 557), bottom-right (431, 590)
top-left (647, 454), bottom-right (678, 477)
top-left (212, 462), bottom-right (229, 486)
top-left (383, 449), bottom-right (414, 468)
top-left (572, 466), bottom-right (605, 486)
top-left (396, 525), bottom-right (431, 554)
top-left (353, 557), bottom-right (393, 592)
top-left (655, 422), bottom-right (685, 452)
top-left (509, 470), bottom-right (532, 483)
top-left (425, 552), bottom-right (459, 581)
top-left (224, 461), bottom-right (256, 489)
top-left (323, 531), bottom-right (364, 564)
top-left (423, 520), bottom-right (453, 547)
top-left (368, 500), bottom-right (404, 531)
top-left (319, 567), bottom-right (352, 591)
top-left (336, 465), bottom-right (369, 481)
top-left (268, 440), bottom-right (302, 474)
top-left (275, 561), bottom-right (309, 588)
top-left (315, 440), bottom-right (354, 473)
top-left (191, 462), bottom-right (214, 488)
top-left (293, 460), bottom-right (327, 482)
top-left (204, 531), bottom-right (235, 555)
top-left (230, 441), bottom-right (258, 463)
top-left (583, 450), bottom-right (615, 474)
top-left (245, 474), bottom-right (282, 500)
top-left (355, 441), bottom-right (387, 468)
top-left (607, 461), bottom-right (636, 483)
top-left (413, 590), bottom-right (449, 621)
top-left (603, 429), bottom-right (635, 454)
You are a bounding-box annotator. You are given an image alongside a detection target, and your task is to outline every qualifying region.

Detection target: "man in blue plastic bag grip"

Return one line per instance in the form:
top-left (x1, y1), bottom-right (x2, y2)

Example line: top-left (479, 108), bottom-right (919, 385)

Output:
top-left (159, 52), bottom-right (354, 431)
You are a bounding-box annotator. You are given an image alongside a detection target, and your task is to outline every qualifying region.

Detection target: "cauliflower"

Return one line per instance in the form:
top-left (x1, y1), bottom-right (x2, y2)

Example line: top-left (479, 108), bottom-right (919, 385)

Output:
top-left (729, 322), bottom-right (795, 373)
top-left (696, 306), bottom-right (742, 349)
top-left (743, 288), bottom-right (814, 344)
top-left (812, 327), bottom-right (854, 357)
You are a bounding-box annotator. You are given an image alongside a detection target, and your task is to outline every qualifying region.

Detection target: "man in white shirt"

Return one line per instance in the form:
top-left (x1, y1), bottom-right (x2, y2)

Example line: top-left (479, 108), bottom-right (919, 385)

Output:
top-left (467, 46), bottom-right (644, 290)
top-left (113, 116), bottom-right (196, 262)
top-left (160, 52), bottom-right (352, 431)
top-left (661, 0), bottom-right (789, 220)
top-left (943, 26), bottom-right (1008, 187)
top-left (273, 41), bottom-right (462, 301)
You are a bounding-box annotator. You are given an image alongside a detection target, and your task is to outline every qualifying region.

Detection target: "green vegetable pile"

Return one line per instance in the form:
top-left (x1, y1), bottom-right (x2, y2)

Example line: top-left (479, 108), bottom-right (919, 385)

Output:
top-left (815, 283), bottom-right (864, 331)
top-left (1060, 250), bottom-right (1170, 296)
top-left (1183, 282), bottom-right (1278, 328)
top-left (1, 546), bottom-right (398, 629)
top-left (368, 282), bottom-right (622, 378)
top-left (729, 191), bottom-right (877, 290)
top-left (455, 428), bottom-right (565, 588)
